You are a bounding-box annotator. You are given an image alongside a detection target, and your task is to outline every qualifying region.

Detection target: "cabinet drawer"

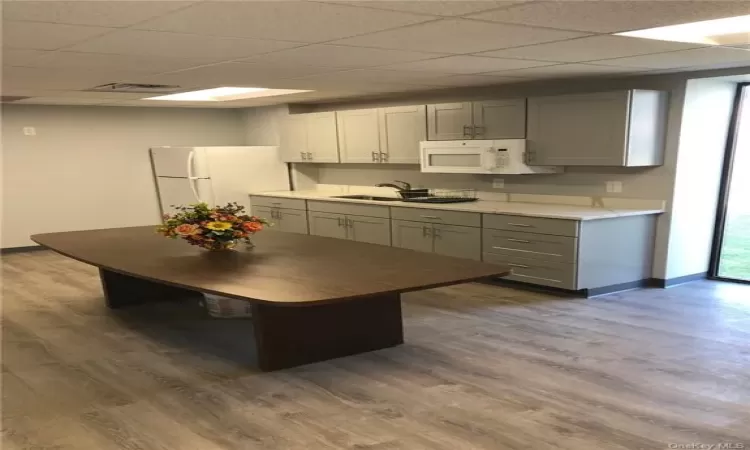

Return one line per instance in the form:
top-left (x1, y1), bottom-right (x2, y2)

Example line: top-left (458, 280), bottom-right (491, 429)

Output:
top-left (307, 200), bottom-right (390, 219)
top-left (250, 196), bottom-right (306, 211)
top-left (482, 214), bottom-right (578, 237)
top-left (482, 229), bottom-right (577, 263)
top-left (483, 253), bottom-right (577, 290)
top-left (392, 207), bottom-right (480, 227)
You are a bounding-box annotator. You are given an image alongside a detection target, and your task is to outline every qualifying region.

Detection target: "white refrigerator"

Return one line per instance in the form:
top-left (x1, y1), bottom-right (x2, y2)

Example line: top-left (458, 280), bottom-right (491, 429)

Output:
top-left (150, 146), bottom-right (290, 216)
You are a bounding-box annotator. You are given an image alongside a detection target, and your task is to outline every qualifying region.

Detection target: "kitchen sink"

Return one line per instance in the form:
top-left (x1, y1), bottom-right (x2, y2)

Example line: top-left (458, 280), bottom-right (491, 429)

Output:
top-left (331, 195), bottom-right (402, 202)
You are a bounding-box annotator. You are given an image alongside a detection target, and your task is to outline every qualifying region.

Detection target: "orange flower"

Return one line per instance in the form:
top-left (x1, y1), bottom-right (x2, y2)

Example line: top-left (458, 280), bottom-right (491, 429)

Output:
top-left (174, 224), bottom-right (200, 236)
top-left (241, 221), bottom-right (263, 233)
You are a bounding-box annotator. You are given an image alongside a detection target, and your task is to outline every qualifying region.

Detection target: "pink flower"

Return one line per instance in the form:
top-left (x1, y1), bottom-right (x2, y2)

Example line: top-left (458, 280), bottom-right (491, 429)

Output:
top-left (174, 224), bottom-right (200, 236)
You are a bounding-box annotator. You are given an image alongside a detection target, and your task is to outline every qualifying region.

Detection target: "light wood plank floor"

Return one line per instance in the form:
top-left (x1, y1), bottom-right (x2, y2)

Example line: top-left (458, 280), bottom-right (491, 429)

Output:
top-left (2, 250), bottom-right (750, 450)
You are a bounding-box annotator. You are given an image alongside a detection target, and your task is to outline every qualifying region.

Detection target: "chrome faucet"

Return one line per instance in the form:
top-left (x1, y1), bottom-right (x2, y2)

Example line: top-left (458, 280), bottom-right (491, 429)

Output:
top-left (376, 180), bottom-right (412, 191)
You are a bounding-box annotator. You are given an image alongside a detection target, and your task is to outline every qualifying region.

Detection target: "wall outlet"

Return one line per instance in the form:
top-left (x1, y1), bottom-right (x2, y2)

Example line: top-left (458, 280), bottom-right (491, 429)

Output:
top-left (606, 181), bottom-right (623, 193)
top-left (492, 178), bottom-right (505, 189)
top-left (23, 127), bottom-right (36, 136)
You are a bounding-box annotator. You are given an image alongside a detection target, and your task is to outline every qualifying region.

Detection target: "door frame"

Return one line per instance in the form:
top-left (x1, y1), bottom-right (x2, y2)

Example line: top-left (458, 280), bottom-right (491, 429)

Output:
top-left (708, 82), bottom-right (750, 284)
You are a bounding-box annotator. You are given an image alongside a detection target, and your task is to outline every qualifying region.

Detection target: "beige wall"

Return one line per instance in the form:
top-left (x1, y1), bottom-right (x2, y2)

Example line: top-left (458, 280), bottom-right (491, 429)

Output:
top-left (662, 79), bottom-right (737, 279)
top-left (1, 104), bottom-right (246, 248)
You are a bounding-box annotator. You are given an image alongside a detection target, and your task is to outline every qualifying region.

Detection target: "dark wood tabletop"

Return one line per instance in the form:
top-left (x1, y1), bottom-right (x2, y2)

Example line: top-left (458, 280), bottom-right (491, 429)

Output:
top-left (32, 226), bottom-right (509, 306)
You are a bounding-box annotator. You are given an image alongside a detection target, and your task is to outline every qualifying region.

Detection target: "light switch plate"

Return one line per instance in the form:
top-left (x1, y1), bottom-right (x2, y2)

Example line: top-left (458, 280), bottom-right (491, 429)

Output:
top-left (23, 127), bottom-right (36, 136)
top-left (606, 181), bottom-right (623, 193)
top-left (492, 178), bottom-right (505, 189)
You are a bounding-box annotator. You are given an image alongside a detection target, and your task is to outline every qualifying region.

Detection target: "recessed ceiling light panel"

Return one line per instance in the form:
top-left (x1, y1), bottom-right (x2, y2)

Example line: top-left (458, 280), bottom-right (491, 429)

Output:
top-left (145, 86), bottom-right (312, 102)
top-left (617, 14), bottom-right (750, 47)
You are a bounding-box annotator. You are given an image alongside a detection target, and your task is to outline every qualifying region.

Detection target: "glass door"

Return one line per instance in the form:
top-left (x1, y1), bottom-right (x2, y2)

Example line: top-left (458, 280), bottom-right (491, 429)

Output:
top-left (711, 83), bottom-right (750, 283)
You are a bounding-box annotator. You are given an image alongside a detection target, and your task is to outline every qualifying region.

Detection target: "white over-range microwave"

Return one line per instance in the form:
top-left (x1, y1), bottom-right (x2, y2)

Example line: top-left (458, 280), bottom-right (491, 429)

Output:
top-left (419, 139), bottom-right (562, 175)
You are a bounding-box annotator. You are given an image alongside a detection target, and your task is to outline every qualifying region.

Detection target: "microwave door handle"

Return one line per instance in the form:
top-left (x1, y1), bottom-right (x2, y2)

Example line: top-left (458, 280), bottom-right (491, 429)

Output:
top-left (482, 149), bottom-right (495, 171)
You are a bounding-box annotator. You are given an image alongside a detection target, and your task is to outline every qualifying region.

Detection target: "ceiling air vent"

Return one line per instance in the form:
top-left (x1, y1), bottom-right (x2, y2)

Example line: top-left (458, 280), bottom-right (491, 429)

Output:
top-left (1, 96), bottom-right (31, 103)
top-left (84, 83), bottom-right (182, 94)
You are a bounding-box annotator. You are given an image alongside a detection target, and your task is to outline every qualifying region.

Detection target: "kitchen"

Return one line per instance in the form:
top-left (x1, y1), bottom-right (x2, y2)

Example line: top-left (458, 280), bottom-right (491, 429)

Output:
top-left (3, 1), bottom-right (750, 448)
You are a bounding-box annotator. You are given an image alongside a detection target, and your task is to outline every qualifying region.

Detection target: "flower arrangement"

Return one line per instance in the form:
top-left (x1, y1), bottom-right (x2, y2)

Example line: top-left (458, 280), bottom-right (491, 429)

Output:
top-left (157, 202), bottom-right (268, 251)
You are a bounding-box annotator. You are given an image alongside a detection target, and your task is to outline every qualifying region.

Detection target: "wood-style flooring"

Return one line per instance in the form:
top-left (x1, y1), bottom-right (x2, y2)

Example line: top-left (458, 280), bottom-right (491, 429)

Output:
top-left (2, 250), bottom-right (750, 450)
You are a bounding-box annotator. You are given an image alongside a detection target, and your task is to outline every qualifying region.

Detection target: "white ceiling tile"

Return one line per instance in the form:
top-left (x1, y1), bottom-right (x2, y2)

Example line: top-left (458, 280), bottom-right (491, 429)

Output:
top-left (424, 73), bottom-right (525, 86)
top-left (291, 68), bottom-right (450, 85)
top-left (331, 1), bottom-right (528, 17)
top-left (2, 1), bottom-right (196, 28)
top-left (2, 66), bottom-right (153, 90)
top-left (239, 44), bottom-right (445, 69)
top-left (18, 51), bottom-right (220, 74)
top-left (144, 62), bottom-right (345, 88)
top-left (466, 1), bottom-right (750, 33)
top-left (330, 18), bottom-right (588, 54)
top-left (591, 47), bottom-right (750, 70)
top-left (66, 30), bottom-right (303, 60)
top-left (135, 1), bottom-right (432, 43)
top-left (475, 35), bottom-right (707, 63)
top-left (14, 97), bottom-right (111, 105)
top-left (2, 21), bottom-right (113, 50)
top-left (485, 63), bottom-right (644, 78)
top-left (1, 48), bottom-right (49, 65)
top-left (380, 55), bottom-right (553, 74)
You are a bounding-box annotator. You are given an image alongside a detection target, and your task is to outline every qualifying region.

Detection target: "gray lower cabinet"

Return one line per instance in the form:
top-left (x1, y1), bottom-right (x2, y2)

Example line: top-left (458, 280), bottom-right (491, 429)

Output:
top-left (526, 90), bottom-right (668, 166)
top-left (391, 220), bottom-right (433, 253)
top-left (308, 211), bottom-right (348, 240)
top-left (309, 210), bottom-right (391, 245)
top-left (482, 213), bottom-right (657, 291)
top-left (391, 219), bottom-right (481, 260)
top-left (252, 205), bottom-right (309, 234)
top-left (348, 215), bottom-right (391, 246)
top-left (433, 224), bottom-right (481, 260)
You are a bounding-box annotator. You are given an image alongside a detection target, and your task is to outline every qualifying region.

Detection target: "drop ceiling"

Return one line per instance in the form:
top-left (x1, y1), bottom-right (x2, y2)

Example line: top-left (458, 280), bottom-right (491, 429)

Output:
top-left (2, 0), bottom-right (750, 108)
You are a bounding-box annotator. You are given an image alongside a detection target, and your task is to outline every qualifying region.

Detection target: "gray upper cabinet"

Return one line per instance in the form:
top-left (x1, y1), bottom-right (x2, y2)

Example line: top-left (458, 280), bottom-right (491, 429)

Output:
top-left (337, 109), bottom-right (381, 164)
top-left (472, 99), bottom-right (526, 139)
top-left (526, 90), bottom-right (668, 167)
top-left (281, 112), bottom-right (340, 163)
top-left (378, 105), bottom-right (426, 164)
top-left (433, 224), bottom-right (481, 260)
top-left (427, 102), bottom-right (473, 140)
top-left (428, 100), bottom-right (526, 140)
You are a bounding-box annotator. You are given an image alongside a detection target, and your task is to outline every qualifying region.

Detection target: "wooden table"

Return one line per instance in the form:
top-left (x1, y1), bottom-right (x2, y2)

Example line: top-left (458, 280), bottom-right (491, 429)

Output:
top-left (32, 226), bottom-right (509, 371)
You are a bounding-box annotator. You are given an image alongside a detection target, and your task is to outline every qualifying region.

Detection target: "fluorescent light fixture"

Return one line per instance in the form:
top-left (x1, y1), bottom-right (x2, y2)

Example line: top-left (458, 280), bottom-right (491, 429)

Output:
top-left (617, 14), bottom-right (750, 46)
top-left (145, 86), bottom-right (312, 101)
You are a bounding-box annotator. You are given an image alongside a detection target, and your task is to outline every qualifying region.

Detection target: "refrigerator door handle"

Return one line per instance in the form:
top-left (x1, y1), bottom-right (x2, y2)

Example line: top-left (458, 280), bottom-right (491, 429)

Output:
top-left (189, 178), bottom-right (202, 203)
top-left (187, 150), bottom-right (196, 179)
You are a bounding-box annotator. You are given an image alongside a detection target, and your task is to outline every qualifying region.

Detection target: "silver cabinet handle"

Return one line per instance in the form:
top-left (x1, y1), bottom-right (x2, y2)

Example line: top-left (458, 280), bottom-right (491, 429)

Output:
top-left (420, 215), bottom-right (440, 219)
top-left (463, 125), bottom-right (473, 138)
top-left (432, 227), bottom-right (441, 239)
top-left (338, 217), bottom-right (344, 227)
top-left (270, 210), bottom-right (276, 219)
top-left (422, 226), bottom-right (431, 237)
top-left (300, 151), bottom-right (306, 160)
top-left (372, 151), bottom-right (379, 162)
top-left (507, 238), bottom-right (531, 243)
top-left (380, 152), bottom-right (388, 162)
top-left (306, 152), bottom-right (313, 160)
top-left (507, 223), bottom-right (532, 228)
top-left (346, 218), bottom-right (353, 228)
top-left (473, 125), bottom-right (485, 136)
top-left (508, 263), bottom-right (530, 269)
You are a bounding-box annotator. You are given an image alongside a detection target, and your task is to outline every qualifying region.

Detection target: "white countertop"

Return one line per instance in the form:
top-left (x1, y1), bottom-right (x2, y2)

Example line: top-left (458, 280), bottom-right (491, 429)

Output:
top-left (250, 189), bottom-right (664, 221)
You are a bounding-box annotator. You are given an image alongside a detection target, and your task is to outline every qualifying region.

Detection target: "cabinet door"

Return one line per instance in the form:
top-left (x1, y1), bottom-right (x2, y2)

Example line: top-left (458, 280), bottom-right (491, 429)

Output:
top-left (433, 224), bottom-right (481, 260)
top-left (378, 105), bottom-right (426, 164)
top-left (277, 208), bottom-right (309, 234)
top-left (306, 112), bottom-right (340, 163)
top-left (472, 99), bottom-right (526, 139)
top-left (527, 91), bottom-right (630, 166)
top-left (252, 205), bottom-right (275, 223)
top-left (280, 115), bottom-right (308, 163)
top-left (308, 211), bottom-right (347, 239)
top-left (337, 109), bottom-right (381, 164)
top-left (427, 103), bottom-right (473, 140)
top-left (347, 215), bottom-right (391, 246)
top-left (391, 220), bottom-right (433, 253)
